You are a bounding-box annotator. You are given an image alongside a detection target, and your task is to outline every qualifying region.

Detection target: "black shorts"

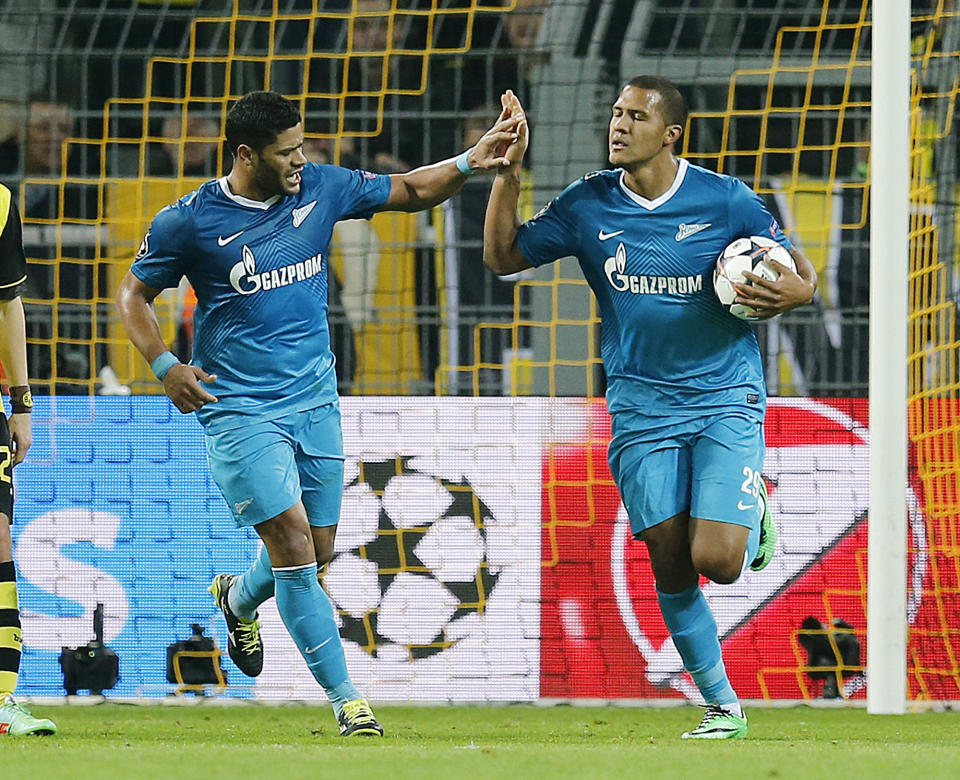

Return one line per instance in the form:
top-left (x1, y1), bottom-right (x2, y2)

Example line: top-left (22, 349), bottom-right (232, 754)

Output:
top-left (0, 415), bottom-right (12, 522)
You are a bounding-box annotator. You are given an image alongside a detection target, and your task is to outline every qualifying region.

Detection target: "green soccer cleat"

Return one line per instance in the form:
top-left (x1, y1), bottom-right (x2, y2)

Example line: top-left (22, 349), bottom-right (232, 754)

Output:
top-left (338, 698), bottom-right (384, 737)
top-left (0, 696), bottom-right (57, 736)
top-left (209, 574), bottom-right (263, 677)
top-left (681, 705), bottom-right (748, 740)
top-left (749, 478), bottom-right (777, 571)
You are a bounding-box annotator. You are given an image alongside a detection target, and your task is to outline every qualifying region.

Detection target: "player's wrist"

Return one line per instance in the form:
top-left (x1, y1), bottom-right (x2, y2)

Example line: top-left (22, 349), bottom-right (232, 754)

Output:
top-left (150, 351), bottom-right (180, 381)
top-left (9, 385), bottom-right (33, 415)
top-left (456, 147), bottom-right (478, 177)
top-left (495, 166), bottom-right (522, 183)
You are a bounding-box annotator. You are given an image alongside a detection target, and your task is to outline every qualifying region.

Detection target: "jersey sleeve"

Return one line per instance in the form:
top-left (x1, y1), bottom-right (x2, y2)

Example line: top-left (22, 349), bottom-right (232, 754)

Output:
top-left (325, 165), bottom-right (392, 221)
top-left (0, 186), bottom-right (27, 301)
top-left (728, 178), bottom-right (792, 249)
top-left (516, 183), bottom-right (581, 267)
top-left (130, 203), bottom-right (194, 290)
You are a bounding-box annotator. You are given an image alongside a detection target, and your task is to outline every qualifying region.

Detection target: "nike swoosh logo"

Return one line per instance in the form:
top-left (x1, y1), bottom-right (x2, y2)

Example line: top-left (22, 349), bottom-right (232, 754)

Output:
top-left (292, 200), bottom-right (317, 228)
top-left (305, 638), bottom-right (333, 654)
top-left (598, 229), bottom-right (624, 240)
top-left (234, 498), bottom-right (254, 515)
top-left (218, 231), bottom-right (244, 246)
top-left (737, 501), bottom-right (755, 511)
top-left (675, 223), bottom-right (712, 241)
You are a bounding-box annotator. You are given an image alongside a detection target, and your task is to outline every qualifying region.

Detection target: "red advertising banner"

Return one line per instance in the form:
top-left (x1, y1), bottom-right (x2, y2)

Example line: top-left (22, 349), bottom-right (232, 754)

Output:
top-left (540, 398), bottom-right (948, 701)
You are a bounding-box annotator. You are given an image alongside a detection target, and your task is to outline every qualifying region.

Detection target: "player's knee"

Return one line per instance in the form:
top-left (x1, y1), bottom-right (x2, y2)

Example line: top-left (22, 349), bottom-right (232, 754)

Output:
top-left (314, 542), bottom-right (334, 567)
top-left (311, 526), bottom-right (337, 566)
top-left (273, 534), bottom-right (314, 565)
top-left (692, 549), bottom-right (742, 584)
top-left (258, 515), bottom-right (315, 566)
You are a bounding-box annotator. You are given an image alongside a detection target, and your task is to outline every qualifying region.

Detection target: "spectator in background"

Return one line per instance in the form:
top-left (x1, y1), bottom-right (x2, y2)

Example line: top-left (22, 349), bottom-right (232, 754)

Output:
top-left (501, 0), bottom-right (550, 51)
top-left (148, 113), bottom-right (223, 178)
top-left (0, 96), bottom-right (97, 219)
top-left (70, 0), bottom-right (201, 139)
top-left (0, 95), bottom-right (101, 394)
top-left (440, 103), bottom-right (528, 394)
top-left (331, 0), bottom-right (417, 172)
top-left (0, 99), bottom-right (73, 178)
top-left (414, 0), bottom-right (547, 163)
top-left (0, 0), bottom-right (57, 150)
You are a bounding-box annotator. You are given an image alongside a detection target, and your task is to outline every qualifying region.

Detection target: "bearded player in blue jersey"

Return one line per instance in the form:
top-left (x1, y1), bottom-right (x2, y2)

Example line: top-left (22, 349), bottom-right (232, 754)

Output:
top-left (117, 90), bottom-right (520, 736)
top-left (485, 79), bottom-right (818, 739)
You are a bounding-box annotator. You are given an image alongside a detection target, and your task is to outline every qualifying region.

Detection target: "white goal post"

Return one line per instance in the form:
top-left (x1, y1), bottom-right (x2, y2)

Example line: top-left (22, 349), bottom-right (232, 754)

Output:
top-left (867, 0), bottom-right (910, 715)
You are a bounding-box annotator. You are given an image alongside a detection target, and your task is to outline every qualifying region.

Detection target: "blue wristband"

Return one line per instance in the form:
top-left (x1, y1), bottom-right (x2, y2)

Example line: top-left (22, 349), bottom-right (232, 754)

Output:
top-left (456, 149), bottom-right (477, 176)
top-left (150, 351), bottom-right (180, 381)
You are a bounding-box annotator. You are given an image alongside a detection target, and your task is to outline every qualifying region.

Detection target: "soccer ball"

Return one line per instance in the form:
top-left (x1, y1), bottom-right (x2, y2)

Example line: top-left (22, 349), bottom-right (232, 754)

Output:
top-left (323, 457), bottom-right (501, 660)
top-left (713, 235), bottom-right (797, 320)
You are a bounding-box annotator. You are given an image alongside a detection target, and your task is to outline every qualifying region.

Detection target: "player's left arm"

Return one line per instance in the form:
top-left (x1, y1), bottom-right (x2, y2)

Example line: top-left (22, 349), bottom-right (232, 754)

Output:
top-left (0, 295), bottom-right (32, 465)
top-left (0, 192), bottom-right (33, 465)
top-left (737, 245), bottom-right (818, 319)
top-left (381, 100), bottom-right (522, 212)
top-left (116, 271), bottom-right (218, 414)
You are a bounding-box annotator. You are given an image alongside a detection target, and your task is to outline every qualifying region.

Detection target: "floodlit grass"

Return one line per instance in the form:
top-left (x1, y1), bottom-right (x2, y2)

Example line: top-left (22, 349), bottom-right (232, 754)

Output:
top-left (5, 702), bottom-right (960, 779)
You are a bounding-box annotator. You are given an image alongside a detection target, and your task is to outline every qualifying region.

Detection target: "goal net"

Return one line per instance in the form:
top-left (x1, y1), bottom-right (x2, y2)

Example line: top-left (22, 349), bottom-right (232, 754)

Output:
top-left (3, 0), bottom-right (957, 703)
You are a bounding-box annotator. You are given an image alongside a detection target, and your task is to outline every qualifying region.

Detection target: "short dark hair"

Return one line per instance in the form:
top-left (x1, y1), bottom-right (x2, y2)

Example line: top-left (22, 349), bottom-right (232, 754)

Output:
top-left (225, 91), bottom-right (301, 156)
top-left (623, 76), bottom-right (688, 130)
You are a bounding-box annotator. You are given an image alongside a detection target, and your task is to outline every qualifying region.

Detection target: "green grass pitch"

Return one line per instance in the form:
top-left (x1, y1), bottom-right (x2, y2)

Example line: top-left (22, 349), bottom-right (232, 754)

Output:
top-left (6, 703), bottom-right (960, 779)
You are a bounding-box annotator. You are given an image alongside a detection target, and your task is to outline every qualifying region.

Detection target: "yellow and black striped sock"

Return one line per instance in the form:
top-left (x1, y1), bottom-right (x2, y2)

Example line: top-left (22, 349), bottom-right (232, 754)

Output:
top-left (0, 560), bottom-right (21, 699)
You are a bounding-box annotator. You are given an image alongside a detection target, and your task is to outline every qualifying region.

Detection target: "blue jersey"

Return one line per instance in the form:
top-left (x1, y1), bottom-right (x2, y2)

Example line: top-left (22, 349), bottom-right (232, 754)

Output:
top-left (131, 163), bottom-right (392, 432)
top-left (516, 159), bottom-right (790, 420)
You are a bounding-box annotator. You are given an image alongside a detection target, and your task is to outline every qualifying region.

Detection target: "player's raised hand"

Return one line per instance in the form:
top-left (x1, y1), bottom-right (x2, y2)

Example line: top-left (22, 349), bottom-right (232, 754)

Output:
top-left (497, 90), bottom-right (528, 172)
top-left (737, 258), bottom-right (816, 319)
top-left (162, 363), bottom-right (219, 414)
top-left (466, 90), bottom-right (528, 172)
top-left (467, 117), bottom-right (521, 171)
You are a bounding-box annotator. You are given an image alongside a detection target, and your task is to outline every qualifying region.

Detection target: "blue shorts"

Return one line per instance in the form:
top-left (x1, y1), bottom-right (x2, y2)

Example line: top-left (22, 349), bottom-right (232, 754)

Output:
top-left (205, 402), bottom-right (345, 528)
top-left (608, 412), bottom-right (765, 538)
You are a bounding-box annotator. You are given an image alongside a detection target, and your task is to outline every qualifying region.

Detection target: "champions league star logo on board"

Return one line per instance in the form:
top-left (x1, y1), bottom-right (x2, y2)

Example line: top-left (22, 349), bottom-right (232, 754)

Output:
top-left (323, 457), bottom-right (501, 660)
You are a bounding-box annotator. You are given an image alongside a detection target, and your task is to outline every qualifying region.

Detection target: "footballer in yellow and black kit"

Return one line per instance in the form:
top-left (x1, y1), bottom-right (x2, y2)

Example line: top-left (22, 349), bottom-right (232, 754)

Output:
top-left (0, 182), bottom-right (27, 523)
top-left (0, 182), bottom-right (56, 735)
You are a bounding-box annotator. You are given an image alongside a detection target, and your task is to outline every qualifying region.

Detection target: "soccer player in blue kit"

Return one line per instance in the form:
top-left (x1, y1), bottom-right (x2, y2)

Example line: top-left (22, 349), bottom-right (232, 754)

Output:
top-left (484, 79), bottom-right (818, 739)
top-left (116, 90), bottom-right (521, 736)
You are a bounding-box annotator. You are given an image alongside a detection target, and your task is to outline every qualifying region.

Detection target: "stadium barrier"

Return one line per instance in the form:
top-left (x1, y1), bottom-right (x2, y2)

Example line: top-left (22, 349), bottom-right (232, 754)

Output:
top-left (13, 394), bottom-right (941, 702)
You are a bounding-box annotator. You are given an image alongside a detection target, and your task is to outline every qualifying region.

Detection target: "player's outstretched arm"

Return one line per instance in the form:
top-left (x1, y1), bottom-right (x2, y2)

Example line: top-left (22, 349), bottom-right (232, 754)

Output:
top-left (737, 245), bottom-right (818, 319)
top-left (484, 90), bottom-right (532, 276)
top-left (0, 295), bottom-right (32, 465)
top-left (381, 95), bottom-right (522, 213)
top-left (116, 271), bottom-right (218, 414)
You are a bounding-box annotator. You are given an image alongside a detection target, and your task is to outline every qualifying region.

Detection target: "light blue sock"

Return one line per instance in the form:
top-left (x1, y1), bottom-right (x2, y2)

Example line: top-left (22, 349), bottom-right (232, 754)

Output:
top-left (272, 563), bottom-right (360, 716)
top-left (657, 584), bottom-right (739, 708)
top-left (229, 545), bottom-right (274, 620)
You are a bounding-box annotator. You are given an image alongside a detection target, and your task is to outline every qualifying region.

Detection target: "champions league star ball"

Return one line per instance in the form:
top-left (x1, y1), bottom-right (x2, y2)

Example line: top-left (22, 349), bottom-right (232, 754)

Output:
top-left (322, 457), bottom-right (501, 660)
top-left (713, 235), bottom-right (797, 320)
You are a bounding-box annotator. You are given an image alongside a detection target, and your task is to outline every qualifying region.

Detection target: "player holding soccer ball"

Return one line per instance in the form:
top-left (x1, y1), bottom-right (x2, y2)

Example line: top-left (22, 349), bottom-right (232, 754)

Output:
top-left (484, 79), bottom-right (817, 739)
top-left (117, 90), bottom-right (521, 736)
